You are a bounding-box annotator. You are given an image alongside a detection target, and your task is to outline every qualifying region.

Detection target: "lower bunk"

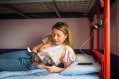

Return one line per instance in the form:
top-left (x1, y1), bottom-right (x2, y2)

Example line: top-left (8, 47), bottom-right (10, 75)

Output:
top-left (0, 69), bottom-right (99, 79)
top-left (0, 49), bottom-right (103, 79)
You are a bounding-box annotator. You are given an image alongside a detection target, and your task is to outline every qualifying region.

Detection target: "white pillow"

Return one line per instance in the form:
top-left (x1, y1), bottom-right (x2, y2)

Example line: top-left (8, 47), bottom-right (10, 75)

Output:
top-left (60, 62), bottom-right (101, 75)
top-left (59, 54), bottom-right (101, 75)
top-left (75, 54), bottom-right (95, 63)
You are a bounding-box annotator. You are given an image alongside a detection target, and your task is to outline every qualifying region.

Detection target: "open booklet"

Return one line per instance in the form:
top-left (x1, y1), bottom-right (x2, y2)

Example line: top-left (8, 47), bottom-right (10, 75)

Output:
top-left (27, 47), bottom-right (55, 66)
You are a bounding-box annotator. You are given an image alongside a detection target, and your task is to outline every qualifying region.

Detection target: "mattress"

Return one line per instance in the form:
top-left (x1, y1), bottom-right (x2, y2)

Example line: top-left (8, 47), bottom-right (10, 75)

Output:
top-left (0, 69), bottom-right (99, 79)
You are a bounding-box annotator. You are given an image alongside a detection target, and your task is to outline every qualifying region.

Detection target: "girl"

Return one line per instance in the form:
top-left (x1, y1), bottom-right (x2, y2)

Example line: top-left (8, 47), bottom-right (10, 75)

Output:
top-left (0, 22), bottom-right (75, 72)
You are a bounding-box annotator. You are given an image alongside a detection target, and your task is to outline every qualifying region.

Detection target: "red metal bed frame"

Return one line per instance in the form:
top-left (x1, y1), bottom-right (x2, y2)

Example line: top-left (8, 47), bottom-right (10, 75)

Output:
top-left (89, 0), bottom-right (110, 79)
top-left (0, 0), bottom-right (110, 79)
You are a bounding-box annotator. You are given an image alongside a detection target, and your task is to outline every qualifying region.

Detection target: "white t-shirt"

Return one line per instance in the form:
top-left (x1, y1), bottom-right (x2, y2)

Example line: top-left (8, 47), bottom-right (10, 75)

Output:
top-left (39, 37), bottom-right (75, 66)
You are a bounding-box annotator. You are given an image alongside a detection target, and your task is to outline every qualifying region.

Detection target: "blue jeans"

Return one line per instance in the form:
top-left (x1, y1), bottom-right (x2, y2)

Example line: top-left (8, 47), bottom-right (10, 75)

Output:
top-left (0, 50), bottom-right (37, 71)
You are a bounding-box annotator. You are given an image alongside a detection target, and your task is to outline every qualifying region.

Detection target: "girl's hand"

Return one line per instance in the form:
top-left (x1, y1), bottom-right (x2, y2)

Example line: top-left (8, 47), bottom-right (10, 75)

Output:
top-left (44, 62), bottom-right (72, 73)
top-left (32, 59), bottom-right (45, 69)
top-left (44, 66), bottom-right (64, 73)
top-left (32, 59), bottom-right (39, 66)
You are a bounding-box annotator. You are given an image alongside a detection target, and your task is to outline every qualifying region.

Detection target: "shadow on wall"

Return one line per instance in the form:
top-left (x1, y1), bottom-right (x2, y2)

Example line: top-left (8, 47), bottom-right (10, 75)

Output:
top-left (27, 37), bottom-right (42, 48)
top-left (27, 35), bottom-right (45, 48)
top-left (111, 53), bottom-right (119, 79)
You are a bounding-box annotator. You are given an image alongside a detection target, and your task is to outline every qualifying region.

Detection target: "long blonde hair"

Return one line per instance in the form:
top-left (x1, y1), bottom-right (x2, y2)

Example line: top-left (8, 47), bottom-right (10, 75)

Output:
top-left (52, 22), bottom-right (73, 48)
top-left (40, 22), bottom-right (73, 50)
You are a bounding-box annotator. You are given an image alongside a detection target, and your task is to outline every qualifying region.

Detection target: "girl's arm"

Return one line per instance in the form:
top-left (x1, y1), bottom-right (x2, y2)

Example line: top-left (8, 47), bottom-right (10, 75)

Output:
top-left (32, 43), bottom-right (43, 53)
top-left (32, 59), bottom-right (45, 69)
top-left (45, 62), bottom-right (72, 73)
top-left (31, 35), bottom-right (50, 53)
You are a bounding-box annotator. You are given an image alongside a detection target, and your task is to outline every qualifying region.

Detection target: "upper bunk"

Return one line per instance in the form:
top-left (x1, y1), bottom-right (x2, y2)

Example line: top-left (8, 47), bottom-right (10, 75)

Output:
top-left (0, 0), bottom-right (106, 19)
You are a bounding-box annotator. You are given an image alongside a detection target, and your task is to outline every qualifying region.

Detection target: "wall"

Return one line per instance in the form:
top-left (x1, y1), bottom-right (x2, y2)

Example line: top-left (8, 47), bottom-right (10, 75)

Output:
top-left (100, 0), bottom-right (119, 56)
top-left (110, 0), bottom-right (118, 55)
top-left (0, 18), bottom-right (90, 49)
top-left (98, 1), bottom-right (119, 78)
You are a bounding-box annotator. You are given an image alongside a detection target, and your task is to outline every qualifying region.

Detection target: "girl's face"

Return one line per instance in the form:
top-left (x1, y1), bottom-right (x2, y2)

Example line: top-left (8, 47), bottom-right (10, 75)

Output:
top-left (52, 28), bottom-right (67, 45)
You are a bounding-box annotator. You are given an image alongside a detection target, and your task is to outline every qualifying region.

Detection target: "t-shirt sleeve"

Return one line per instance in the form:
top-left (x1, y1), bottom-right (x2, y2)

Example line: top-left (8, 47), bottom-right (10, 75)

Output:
top-left (41, 35), bottom-right (52, 44)
top-left (41, 37), bottom-right (48, 44)
top-left (62, 46), bottom-right (76, 62)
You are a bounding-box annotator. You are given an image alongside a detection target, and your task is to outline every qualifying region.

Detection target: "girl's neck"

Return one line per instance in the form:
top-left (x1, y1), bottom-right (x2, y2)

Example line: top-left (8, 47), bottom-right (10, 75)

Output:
top-left (52, 42), bottom-right (62, 47)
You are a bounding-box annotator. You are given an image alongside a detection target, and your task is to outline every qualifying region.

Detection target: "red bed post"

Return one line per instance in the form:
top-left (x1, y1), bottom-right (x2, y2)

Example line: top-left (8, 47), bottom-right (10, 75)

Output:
top-left (96, 7), bottom-right (100, 51)
top-left (89, 18), bottom-right (94, 50)
top-left (104, 0), bottom-right (110, 79)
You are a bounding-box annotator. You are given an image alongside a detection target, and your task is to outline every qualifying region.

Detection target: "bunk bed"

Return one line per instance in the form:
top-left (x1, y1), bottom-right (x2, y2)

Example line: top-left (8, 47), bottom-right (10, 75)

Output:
top-left (0, 49), bottom-right (101, 79)
top-left (0, 0), bottom-right (110, 79)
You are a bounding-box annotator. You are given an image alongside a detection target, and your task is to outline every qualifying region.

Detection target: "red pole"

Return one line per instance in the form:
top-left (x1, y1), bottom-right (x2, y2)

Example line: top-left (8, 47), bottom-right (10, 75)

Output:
top-left (89, 18), bottom-right (94, 50)
top-left (104, 0), bottom-right (110, 79)
top-left (97, 29), bottom-right (100, 51)
top-left (90, 25), bottom-right (94, 49)
top-left (97, 7), bottom-right (100, 51)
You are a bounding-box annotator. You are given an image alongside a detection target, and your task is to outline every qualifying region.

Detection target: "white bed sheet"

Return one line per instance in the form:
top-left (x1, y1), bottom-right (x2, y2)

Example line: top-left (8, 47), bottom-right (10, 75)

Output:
top-left (0, 69), bottom-right (99, 79)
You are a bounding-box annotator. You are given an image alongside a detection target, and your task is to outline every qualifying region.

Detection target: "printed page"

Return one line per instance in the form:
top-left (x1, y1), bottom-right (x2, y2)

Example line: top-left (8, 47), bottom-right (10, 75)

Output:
top-left (38, 52), bottom-right (55, 66)
top-left (27, 46), bottom-right (55, 66)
